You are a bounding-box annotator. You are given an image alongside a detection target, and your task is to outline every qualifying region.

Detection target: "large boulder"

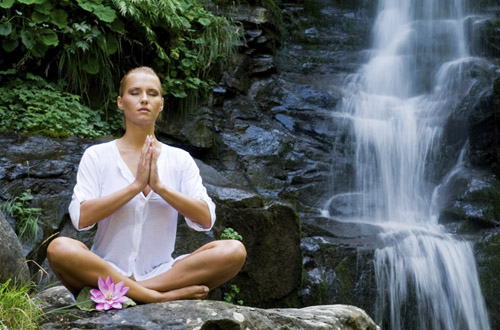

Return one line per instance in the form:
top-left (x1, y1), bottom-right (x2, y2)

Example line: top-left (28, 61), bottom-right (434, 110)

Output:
top-left (196, 160), bottom-right (303, 307)
top-left (37, 286), bottom-right (380, 330)
top-left (0, 210), bottom-right (30, 284)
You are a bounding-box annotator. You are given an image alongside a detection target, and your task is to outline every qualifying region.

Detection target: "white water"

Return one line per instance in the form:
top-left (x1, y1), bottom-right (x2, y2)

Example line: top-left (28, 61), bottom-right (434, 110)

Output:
top-left (329, 0), bottom-right (491, 329)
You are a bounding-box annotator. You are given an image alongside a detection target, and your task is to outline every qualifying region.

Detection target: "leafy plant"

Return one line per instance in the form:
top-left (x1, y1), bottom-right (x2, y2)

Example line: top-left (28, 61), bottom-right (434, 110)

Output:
top-left (0, 71), bottom-right (117, 137)
top-left (0, 279), bottom-right (43, 330)
top-left (1, 0), bottom-right (241, 116)
top-left (220, 227), bottom-right (243, 241)
top-left (111, 0), bottom-right (241, 101)
top-left (1, 189), bottom-right (41, 243)
top-left (223, 284), bottom-right (243, 305)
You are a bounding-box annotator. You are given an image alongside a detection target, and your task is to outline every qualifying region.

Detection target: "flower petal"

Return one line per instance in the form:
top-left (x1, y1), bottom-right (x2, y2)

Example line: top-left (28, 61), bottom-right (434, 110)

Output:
top-left (120, 285), bottom-right (130, 297)
top-left (90, 289), bottom-right (102, 298)
top-left (114, 281), bottom-right (125, 296)
top-left (105, 276), bottom-right (114, 288)
top-left (91, 296), bottom-right (107, 304)
top-left (95, 303), bottom-right (105, 311)
top-left (111, 302), bottom-right (123, 309)
top-left (97, 277), bottom-right (107, 292)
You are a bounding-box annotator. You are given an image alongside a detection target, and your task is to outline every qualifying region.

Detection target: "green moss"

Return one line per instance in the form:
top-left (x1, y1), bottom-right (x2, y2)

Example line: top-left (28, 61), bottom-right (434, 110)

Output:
top-left (467, 180), bottom-right (500, 222)
top-left (334, 256), bottom-right (356, 304)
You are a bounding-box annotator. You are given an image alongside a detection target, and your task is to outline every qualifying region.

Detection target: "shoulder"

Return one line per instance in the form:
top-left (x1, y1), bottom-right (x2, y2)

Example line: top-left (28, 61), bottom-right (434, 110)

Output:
top-left (161, 143), bottom-right (192, 160)
top-left (84, 140), bottom-right (116, 156)
top-left (80, 140), bottom-right (117, 165)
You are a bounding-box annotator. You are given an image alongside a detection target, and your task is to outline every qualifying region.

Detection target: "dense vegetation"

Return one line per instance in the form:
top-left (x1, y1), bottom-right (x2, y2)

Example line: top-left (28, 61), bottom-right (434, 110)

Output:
top-left (0, 0), bottom-right (240, 137)
top-left (0, 279), bottom-right (42, 330)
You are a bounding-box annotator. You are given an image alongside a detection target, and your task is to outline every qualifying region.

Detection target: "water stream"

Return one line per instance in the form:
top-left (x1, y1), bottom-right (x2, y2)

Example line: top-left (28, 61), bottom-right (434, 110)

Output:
top-left (328, 0), bottom-right (491, 328)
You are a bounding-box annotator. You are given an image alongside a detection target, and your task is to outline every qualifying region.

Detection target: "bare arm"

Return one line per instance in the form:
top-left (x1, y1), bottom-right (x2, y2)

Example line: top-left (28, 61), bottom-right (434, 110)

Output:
top-left (148, 140), bottom-right (211, 228)
top-left (78, 182), bottom-right (142, 229)
top-left (151, 184), bottom-right (211, 228)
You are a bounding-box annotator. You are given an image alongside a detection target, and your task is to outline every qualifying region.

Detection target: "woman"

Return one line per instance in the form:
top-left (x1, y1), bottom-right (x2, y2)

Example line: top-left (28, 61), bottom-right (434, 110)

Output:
top-left (47, 66), bottom-right (246, 303)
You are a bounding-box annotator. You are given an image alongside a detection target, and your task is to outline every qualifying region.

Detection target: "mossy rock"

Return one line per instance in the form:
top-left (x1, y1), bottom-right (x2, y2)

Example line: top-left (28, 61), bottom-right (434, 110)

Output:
top-left (475, 232), bottom-right (500, 330)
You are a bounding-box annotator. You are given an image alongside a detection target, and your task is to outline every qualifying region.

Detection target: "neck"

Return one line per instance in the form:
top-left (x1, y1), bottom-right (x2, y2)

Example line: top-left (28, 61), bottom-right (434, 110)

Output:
top-left (120, 125), bottom-right (156, 151)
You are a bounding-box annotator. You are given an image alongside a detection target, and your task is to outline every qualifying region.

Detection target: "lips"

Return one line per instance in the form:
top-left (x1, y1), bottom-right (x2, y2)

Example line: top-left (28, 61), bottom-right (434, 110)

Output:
top-left (138, 107), bottom-right (150, 112)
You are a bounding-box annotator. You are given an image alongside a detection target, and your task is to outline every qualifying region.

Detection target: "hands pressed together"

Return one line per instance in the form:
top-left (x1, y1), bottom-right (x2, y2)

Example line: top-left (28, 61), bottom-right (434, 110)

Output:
top-left (135, 135), bottom-right (162, 193)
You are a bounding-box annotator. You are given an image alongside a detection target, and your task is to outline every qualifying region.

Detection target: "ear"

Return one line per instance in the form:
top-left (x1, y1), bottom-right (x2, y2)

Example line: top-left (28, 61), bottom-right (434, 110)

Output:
top-left (117, 96), bottom-right (124, 111)
top-left (159, 97), bottom-right (164, 112)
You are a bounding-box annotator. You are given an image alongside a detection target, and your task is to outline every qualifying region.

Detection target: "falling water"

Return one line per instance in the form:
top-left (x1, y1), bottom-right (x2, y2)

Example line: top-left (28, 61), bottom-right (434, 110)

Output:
top-left (331, 0), bottom-right (491, 329)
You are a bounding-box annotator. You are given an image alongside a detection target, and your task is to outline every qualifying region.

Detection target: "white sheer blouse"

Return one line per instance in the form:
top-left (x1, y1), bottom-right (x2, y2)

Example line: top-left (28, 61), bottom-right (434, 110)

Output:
top-left (68, 140), bottom-right (216, 281)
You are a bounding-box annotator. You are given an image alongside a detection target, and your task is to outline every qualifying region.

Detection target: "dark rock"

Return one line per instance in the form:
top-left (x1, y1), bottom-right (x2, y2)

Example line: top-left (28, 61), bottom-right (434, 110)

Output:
top-left (212, 188), bottom-right (303, 307)
top-left (475, 231), bottom-right (500, 330)
top-left (0, 211), bottom-right (30, 284)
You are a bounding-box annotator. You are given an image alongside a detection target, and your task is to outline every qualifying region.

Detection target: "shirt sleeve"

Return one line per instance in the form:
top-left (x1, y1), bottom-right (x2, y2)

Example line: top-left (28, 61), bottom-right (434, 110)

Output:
top-left (180, 155), bottom-right (216, 231)
top-left (68, 147), bottom-right (101, 231)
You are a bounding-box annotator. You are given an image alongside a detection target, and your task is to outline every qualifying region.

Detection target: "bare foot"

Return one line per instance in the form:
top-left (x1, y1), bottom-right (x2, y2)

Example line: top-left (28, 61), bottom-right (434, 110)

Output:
top-left (157, 285), bottom-right (209, 302)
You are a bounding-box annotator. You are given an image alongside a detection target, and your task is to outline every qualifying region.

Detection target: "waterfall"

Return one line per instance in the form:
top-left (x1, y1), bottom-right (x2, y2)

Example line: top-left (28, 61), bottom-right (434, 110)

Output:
top-left (331, 0), bottom-right (491, 329)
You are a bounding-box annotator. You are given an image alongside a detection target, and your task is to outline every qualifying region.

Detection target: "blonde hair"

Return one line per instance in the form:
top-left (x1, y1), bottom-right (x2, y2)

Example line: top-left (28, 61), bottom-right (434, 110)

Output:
top-left (118, 66), bottom-right (163, 97)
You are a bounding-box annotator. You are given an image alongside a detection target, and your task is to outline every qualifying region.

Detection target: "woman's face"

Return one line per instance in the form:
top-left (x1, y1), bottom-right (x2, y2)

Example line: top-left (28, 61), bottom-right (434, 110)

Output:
top-left (117, 71), bottom-right (164, 127)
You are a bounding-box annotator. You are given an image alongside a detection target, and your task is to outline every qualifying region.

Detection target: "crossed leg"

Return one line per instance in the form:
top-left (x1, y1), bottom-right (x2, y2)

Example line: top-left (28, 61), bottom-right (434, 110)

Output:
top-left (46, 237), bottom-right (246, 303)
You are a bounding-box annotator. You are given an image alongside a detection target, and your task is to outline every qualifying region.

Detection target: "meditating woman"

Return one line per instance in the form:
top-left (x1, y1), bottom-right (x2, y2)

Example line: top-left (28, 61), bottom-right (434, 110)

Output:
top-left (47, 66), bottom-right (246, 303)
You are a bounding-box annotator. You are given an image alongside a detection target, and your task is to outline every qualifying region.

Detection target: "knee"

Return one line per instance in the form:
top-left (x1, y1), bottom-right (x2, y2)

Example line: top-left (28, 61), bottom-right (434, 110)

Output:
top-left (46, 236), bottom-right (78, 263)
top-left (222, 240), bottom-right (247, 267)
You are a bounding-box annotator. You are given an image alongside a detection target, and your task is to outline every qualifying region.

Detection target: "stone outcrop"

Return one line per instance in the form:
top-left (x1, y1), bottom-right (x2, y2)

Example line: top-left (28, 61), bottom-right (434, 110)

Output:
top-left (38, 286), bottom-right (380, 330)
top-left (0, 211), bottom-right (30, 284)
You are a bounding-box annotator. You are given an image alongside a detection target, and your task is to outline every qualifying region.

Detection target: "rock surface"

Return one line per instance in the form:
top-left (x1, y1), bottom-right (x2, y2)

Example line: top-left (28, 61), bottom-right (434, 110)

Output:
top-left (0, 211), bottom-right (30, 284)
top-left (38, 286), bottom-right (380, 330)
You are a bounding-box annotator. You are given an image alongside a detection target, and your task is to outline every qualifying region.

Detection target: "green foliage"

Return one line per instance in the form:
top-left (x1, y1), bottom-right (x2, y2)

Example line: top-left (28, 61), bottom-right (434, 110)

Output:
top-left (1, 189), bottom-right (41, 243)
top-left (0, 279), bottom-right (42, 330)
top-left (0, 72), bottom-right (117, 137)
top-left (220, 227), bottom-right (243, 241)
top-left (1, 0), bottom-right (241, 118)
top-left (111, 0), bottom-right (241, 101)
top-left (223, 284), bottom-right (243, 305)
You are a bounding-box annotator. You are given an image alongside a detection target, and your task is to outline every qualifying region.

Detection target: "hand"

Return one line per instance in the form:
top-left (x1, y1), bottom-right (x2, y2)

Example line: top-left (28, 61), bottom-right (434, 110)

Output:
top-left (134, 135), bottom-right (154, 190)
top-left (148, 137), bottom-right (162, 192)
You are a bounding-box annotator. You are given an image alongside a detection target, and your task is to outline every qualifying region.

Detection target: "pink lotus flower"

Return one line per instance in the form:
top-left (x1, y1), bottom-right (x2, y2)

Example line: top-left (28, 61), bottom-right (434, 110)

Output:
top-left (90, 276), bottom-right (130, 311)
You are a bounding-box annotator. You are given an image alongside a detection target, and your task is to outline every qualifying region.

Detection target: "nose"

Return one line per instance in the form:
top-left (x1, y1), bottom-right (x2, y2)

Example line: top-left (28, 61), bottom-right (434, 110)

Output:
top-left (140, 91), bottom-right (149, 103)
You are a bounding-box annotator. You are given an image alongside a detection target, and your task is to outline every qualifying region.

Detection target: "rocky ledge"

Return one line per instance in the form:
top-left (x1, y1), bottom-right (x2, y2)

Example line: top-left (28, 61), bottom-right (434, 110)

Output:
top-left (38, 286), bottom-right (380, 330)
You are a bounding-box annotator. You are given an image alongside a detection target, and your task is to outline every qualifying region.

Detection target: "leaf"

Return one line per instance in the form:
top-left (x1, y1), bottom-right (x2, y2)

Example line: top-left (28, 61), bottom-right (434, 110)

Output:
top-left (104, 34), bottom-right (118, 55)
top-left (0, 0), bottom-right (15, 9)
top-left (109, 18), bottom-right (125, 33)
top-left (82, 56), bottom-right (99, 74)
top-left (75, 287), bottom-right (96, 311)
top-left (21, 30), bottom-right (35, 49)
top-left (33, 1), bottom-right (53, 15)
top-left (122, 298), bottom-right (137, 308)
top-left (197, 17), bottom-right (211, 27)
top-left (0, 22), bottom-right (12, 36)
top-left (76, 0), bottom-right (94, 12)
top-left (170, 90), bottom-right (187, 98)
top-left (51, 9), bottom-right (69, 29)
top-left (30, 43), bottom-right (48, 57)
top-left (31, 11), bottom-right (50, 23)
top-left (41, 30), bottom-right (58, 46)
top-left (92, 5), bottom-right (116, 23)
